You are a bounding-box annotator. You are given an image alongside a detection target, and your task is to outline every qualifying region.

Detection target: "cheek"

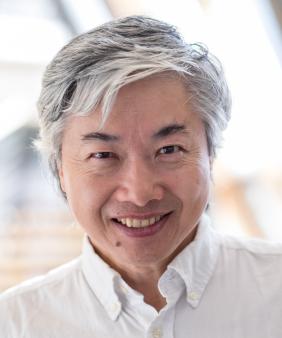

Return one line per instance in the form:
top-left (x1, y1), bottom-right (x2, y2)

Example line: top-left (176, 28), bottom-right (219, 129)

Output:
top-left (174, 165), bottom-right (211, 207)
top-left (64, 172), bottom-right (110, 219)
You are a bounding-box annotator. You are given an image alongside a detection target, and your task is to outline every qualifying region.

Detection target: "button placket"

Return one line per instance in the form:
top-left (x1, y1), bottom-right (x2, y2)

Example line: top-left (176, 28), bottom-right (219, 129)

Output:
top-left (151, 327), bottom-right (163, 338)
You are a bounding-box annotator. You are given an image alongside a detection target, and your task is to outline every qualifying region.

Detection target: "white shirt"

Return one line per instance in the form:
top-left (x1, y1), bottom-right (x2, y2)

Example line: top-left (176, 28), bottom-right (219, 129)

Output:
top-left (1, 215), bottom-right (282, 338)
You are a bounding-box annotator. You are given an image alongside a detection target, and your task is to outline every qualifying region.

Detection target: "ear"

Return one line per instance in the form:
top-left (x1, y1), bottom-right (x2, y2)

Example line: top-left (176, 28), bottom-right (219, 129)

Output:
top-left (208, 156), bottom-right (214, 181)
top-left (58, 163), bottom-right (66, 193)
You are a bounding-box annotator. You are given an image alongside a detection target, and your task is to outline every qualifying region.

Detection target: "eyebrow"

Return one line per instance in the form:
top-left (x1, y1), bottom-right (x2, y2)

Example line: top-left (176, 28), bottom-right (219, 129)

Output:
top-left (81, 132), bottom-right (120, 142)
top-left (153, 123), bottom-right (189, 139)
top-left (81, 123), bottom-right (189, 143)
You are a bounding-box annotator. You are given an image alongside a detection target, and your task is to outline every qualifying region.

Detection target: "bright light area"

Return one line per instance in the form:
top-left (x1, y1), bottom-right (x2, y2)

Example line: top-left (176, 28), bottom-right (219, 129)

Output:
top-left (0, 14), bottom-right (69, 64)
top-left (205, 0), bottom-right (282, 175)
top-left (138, 0), bottom-right (207, 41)
top-left (0, 95), bottom-right (37, 140)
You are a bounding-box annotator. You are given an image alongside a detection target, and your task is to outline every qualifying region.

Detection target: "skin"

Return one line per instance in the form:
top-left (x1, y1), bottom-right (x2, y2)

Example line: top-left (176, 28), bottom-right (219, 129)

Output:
top-left (59, 74), bottom-right (212, 311)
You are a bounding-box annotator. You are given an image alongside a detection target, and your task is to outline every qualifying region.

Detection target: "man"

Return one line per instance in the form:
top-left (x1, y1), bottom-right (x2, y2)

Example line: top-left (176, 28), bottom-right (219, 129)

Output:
top-left (0, 15), bottom-right (281, 337)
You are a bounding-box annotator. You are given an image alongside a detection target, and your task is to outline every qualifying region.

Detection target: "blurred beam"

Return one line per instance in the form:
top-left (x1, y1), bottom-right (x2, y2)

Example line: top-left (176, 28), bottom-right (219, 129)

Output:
top-left (50, 0), bottom-right (78, 36)
top-left (51, 0), bottom-right (112, 35)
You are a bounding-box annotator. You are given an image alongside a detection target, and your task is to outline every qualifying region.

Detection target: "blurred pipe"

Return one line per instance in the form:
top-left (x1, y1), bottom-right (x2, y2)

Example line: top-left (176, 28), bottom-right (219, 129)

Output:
top-left (257, 0), bottom-right (282, 66)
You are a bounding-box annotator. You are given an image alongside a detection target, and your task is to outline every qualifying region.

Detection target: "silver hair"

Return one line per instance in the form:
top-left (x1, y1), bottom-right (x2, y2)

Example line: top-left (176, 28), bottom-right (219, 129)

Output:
top-left (36, 15), bottom-right (231, 195)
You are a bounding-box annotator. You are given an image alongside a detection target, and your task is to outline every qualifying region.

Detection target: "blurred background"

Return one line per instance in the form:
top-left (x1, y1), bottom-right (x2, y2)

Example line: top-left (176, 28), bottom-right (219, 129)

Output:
top-left (0, 0), bottom-right (281, 291)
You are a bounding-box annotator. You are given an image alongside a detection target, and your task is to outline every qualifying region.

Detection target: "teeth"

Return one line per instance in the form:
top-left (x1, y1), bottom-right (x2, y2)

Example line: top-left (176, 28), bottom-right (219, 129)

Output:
top-left (117, 215), bottom-right (162, 228)
top-left (141, 219), bottom-right (149, 227)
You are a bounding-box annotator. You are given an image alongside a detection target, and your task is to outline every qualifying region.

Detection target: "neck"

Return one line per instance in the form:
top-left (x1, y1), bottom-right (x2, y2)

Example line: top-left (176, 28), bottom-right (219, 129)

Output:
top-left (95, 248), bottom-right (168, 311)
top-left (92, 227), bottom-right (198, 312)
top-left (120, 266), bottom-right (167, 312)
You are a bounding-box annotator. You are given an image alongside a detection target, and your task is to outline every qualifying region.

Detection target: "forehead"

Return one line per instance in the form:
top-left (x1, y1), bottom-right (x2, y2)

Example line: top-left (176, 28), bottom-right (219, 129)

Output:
top-left (65, 74), bottom-right (203, 140)
top-left (108, 74), bottom-right (190, 121)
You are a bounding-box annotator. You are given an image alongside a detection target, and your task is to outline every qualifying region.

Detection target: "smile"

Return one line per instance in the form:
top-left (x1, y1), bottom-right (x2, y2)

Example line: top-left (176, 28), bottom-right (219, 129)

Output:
top-left (116, 215), bottom-right (162, 228)
top-left (112, 212), bottom-right (172, 238)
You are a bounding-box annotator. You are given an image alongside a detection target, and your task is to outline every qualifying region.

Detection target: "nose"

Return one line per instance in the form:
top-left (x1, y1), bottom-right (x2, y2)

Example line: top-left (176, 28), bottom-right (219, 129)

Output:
top-left (113, 158), bottom-right (164, 207)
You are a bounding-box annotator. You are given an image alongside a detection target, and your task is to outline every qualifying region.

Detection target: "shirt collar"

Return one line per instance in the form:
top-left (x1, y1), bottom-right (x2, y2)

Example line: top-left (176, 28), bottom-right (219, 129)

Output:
top-left (81, 213), bottom-right (220, 319)
top-left (167, 213), bottom-right (220, 308)
top-left (81, 237), bottom-right (122, 321)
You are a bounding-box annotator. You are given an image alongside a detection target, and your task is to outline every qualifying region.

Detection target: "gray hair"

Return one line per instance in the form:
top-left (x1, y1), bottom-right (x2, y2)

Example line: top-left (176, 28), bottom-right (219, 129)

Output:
top-left (36, 15), bottom-right (231, 194)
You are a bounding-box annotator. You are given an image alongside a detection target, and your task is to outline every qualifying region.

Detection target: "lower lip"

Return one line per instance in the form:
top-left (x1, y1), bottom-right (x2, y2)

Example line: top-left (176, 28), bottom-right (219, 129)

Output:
top-left (112, 214), bottom-right (170, 238)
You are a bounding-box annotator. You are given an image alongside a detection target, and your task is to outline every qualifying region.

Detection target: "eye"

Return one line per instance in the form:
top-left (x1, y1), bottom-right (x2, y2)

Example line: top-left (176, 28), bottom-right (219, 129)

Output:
top-left (90, 152), bottom-right (115, 159)
top-left (158, 145), bottom-right (183, 155)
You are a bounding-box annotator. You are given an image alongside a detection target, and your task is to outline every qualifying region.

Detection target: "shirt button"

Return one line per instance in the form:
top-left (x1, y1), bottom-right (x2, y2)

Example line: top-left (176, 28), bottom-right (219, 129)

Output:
top-left (152, 328), bottom-right (162, 338)
top-left (187, 291), bottom-right (199, 301)
top-left (111, 302), bottom-right (121, 312)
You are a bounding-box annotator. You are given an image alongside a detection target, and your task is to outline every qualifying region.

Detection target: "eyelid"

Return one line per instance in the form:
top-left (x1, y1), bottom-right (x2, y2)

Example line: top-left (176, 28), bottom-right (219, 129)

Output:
top-left (158, 145), bottom-right (185, 155)
top-left (89, 151), bottom-right (115, 159)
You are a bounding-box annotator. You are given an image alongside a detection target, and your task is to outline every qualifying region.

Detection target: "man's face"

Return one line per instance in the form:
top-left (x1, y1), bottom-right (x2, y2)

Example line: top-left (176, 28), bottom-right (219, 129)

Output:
top-left (59, 75), bottom-right (211, 272)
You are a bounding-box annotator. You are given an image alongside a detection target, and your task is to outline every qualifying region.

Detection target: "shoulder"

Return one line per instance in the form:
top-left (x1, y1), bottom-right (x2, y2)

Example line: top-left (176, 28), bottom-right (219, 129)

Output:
top-left (218, 232), bottom-right (282, 255)
top-left (0, 257), bottom-right (86, 336)
top-left (0, 258), bottom-right (80, 300)
top-left (216, 232), bottom-right (282, 279)
top-left (0, 257), bottom-right (82, 331)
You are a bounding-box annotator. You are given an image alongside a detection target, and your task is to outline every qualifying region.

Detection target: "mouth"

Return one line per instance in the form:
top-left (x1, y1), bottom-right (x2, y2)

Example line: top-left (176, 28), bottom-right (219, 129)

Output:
top-left (111, 212), bottom-right (172, 237)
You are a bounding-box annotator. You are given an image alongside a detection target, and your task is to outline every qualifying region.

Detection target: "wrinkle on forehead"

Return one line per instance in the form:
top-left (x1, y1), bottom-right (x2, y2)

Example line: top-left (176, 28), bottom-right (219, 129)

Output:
top-left (105, 78), bottom-right (191, 123)
top-left (65, 75), bottom-right (204, 150)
